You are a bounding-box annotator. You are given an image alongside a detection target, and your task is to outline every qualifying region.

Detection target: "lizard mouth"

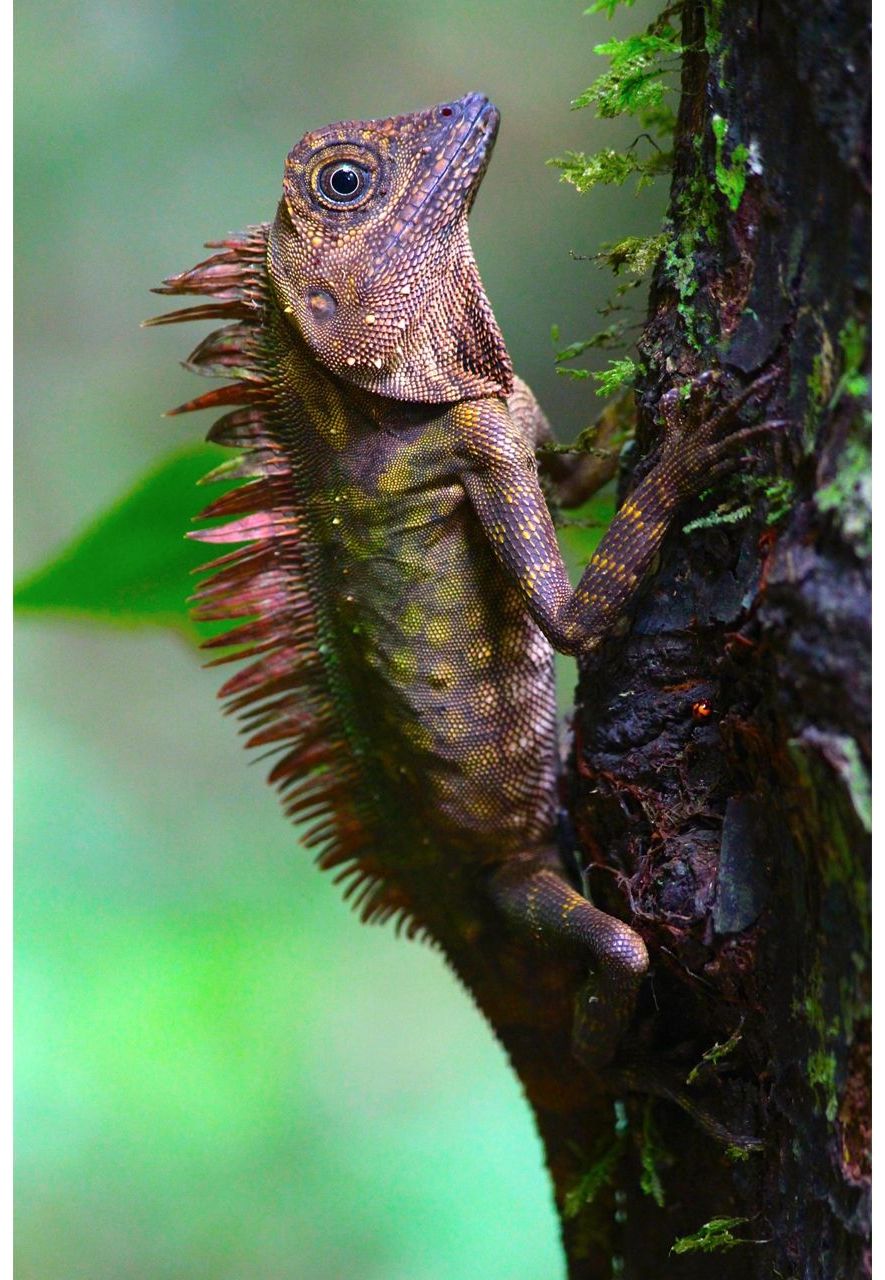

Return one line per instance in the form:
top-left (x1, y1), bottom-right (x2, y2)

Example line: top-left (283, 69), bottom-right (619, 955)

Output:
top-left (362, 92), bottom-right (499, 282)
top-left (414, 91), bottom-right (500, 208)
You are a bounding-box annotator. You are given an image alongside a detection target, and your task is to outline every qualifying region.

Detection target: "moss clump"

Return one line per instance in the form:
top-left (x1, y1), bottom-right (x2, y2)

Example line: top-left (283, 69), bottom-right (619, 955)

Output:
top-left (592, 356), bottom-right (643, 397)
top-left (671, 1217), bottom-right (754, 1255)
top-left (549, 8), bottom-right (678, 195)
top-left (595, 234), bottom-right (668, 275)
top-left (711, 115), bottom-right (750, 211)
top-left (816, 435), bottom-right (871, 557)
top-left (563, 1101), bottom-right (629, 1219)
top-left (661, 139), bottom-right (721, 349)
top-left (549, 146), bottom-right (670, 195)
top-left (793, 958), bottom-right (842, 1123)
top-left (551, 3), bottom-right (681, 379)
top-left (638, 1100), bottom-right (668, 1207)
top-left (830, 318), bottom-right (869, 406)
top-left (573, 28), bottom-right (683, 119)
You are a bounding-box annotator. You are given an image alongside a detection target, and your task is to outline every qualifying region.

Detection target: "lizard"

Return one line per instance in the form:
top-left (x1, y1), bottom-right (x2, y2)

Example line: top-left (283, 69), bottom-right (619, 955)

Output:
top-left (149, 92), bottom-right (776, 1275)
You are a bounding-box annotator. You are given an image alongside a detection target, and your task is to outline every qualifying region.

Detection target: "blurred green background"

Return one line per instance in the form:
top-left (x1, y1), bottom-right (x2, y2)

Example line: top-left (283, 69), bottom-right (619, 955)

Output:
top-left (15, 2), bottom-right (663, 1276)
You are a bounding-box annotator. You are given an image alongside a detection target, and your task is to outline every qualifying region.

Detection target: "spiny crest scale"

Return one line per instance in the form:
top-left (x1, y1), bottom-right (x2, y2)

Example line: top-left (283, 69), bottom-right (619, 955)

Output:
top-left (149, 224), bottom-right (410, 930)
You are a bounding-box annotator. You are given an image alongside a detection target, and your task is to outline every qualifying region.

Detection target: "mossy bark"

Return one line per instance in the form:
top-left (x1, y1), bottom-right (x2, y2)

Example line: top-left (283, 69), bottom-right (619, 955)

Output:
top-left (566, 1), bottom-right (870, 1275)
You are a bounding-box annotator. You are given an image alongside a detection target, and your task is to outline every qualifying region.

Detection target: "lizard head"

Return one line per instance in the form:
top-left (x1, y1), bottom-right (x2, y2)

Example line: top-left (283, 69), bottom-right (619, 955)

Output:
top-left (267, 92), bottom-right (514, 403)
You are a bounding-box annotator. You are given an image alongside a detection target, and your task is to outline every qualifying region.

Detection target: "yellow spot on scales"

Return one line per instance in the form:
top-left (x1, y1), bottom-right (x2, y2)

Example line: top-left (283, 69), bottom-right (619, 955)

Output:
top-left (400, 603), bottom-right (424, 635)
top-left (402, 721), bottom-right (433, 750)
top-left (426, 616), bottom-right (452, 647)
top-left (389, 650), bottom-right (418, 684)
top-left (428, 661), bottom-right (457, 690)
top-left (441, 708), bottom-right (469, 739)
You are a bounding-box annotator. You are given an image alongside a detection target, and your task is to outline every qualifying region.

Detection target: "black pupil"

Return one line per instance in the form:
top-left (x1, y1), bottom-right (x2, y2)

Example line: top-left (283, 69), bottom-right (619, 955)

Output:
top-left (328, 165), bottom-right (360, 199)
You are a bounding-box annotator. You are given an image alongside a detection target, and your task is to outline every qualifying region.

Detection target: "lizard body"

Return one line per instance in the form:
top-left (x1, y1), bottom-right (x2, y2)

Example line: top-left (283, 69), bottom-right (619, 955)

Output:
top-left (151, 93), bottom-right (774, 1270)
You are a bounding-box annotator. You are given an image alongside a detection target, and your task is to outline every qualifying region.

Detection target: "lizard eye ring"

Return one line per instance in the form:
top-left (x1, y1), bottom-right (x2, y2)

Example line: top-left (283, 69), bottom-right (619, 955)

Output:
top-left (316, 160), bottom-right (370, 206)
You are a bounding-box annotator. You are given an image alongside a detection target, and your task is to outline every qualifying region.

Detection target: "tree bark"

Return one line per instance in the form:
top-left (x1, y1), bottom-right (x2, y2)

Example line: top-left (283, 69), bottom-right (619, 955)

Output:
top-left (567, 1), bottom-right (870, 1275)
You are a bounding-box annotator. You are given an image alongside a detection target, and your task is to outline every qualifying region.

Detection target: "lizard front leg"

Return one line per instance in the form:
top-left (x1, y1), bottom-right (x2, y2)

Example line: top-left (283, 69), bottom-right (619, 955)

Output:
top-left (457, 372), bottom-right (779, 1064)
top-left (458, 370), bottom-right (779, 655)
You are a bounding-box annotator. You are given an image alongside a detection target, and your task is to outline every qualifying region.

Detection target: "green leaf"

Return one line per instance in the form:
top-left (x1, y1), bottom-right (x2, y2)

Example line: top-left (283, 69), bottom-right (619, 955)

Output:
top-left (14, 443), bottom-right (228, 637)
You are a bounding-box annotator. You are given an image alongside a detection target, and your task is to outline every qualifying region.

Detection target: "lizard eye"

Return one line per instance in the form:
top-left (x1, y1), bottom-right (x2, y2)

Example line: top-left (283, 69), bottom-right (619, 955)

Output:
top-left (317, 160), bottom-right (369, 205)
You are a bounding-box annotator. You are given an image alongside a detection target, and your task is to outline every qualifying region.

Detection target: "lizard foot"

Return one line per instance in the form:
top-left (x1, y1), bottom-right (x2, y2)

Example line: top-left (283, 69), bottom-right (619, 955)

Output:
top-left (657, 366), bottom-right (785, 499)
top-left (489, 860), bottom-right (648, 1070)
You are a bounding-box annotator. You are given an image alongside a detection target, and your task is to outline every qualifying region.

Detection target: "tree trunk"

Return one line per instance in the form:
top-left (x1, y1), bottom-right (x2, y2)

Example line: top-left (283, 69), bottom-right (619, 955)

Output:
top-left (566, 0), bottom-right (870, 1275)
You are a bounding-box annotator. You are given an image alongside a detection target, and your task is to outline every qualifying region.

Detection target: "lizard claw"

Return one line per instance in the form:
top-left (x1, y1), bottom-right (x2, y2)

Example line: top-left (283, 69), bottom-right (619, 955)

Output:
top-left (702, 416), bottom-right (790, 481)
top-left (657, 367), bottom-right (785, 498)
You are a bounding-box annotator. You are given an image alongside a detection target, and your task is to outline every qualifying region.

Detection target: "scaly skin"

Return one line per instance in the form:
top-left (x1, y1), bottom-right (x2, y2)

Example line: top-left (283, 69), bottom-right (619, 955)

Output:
top-left (150, 92), bottom-right (776, 1276)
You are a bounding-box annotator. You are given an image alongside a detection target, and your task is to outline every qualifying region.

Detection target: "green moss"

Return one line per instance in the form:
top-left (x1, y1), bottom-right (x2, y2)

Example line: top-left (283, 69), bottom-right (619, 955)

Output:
top-left (685, 1026), bottom-right (744, 1086)
top-left (711, 115), bottom-right (749, 211)
top-left (592, 356), bottom-right (642, 397)
top-left (574, 28), bottom-right (683, 119)
top-left (671, 1217), bottom-right (754, 1255)
top-left (553, 323), bottom-right (625, 364)
top-left (808, 350), bottom-right (830, 408)
top-left (551, 3), bottom-right (679, 197)
top-left (548, 146), bottom-right (670, 194)
top-left (830, 317), bottom-right (870, 406)
top-left (703, 0), bottom-right (728, 88)
top-left (563, 1101), bottom-right (629, 1220)
top-left (816, 435), bottom-right (871, 557)
top-left (638, 1101), bottom-right (667, 1207)
top-left (805, 317), bottom-right (869, 536)
top-left (682, 503), bottom-right (751, 534)
top-left (807, 1050), bottom-right (839, 1122)
top-left (662, 231), bottom-right (701, 346)
top-left (595, 233), bottom-right (667, 275)
top-left (704, 0), bottom-right (724, 56)
top-left (792, 958), bottom-right (843, 1122)
top-left (585, 0), bottom-right (637, 16)
top-left (724, 1145), bottom-right (752, 1163)
top-left (552, 2), bottom-right (683, 380)
top-left (732, 473), bottom-right (796, 527)
top-left (661, 155), bottom-right (721, 349)
top-left (562, 1142), bottom-right (621, 1218)
top-left (787, 739), bottom-right (871, 929)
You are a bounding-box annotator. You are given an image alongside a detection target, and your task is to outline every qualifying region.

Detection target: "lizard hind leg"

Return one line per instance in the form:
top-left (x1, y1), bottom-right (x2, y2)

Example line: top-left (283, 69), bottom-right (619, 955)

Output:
top-left (488, 860), bottom-right (648, 1071)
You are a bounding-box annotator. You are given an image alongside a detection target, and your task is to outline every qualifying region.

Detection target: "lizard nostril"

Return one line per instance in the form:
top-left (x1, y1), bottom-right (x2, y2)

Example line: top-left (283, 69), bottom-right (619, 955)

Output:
top-left (440, 106), bottom-right (453, 117)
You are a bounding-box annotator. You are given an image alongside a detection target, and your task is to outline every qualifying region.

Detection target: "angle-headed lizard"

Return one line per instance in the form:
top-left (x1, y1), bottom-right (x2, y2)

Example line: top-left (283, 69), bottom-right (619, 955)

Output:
top-left (150, 92), bottom-right (775, 1270)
